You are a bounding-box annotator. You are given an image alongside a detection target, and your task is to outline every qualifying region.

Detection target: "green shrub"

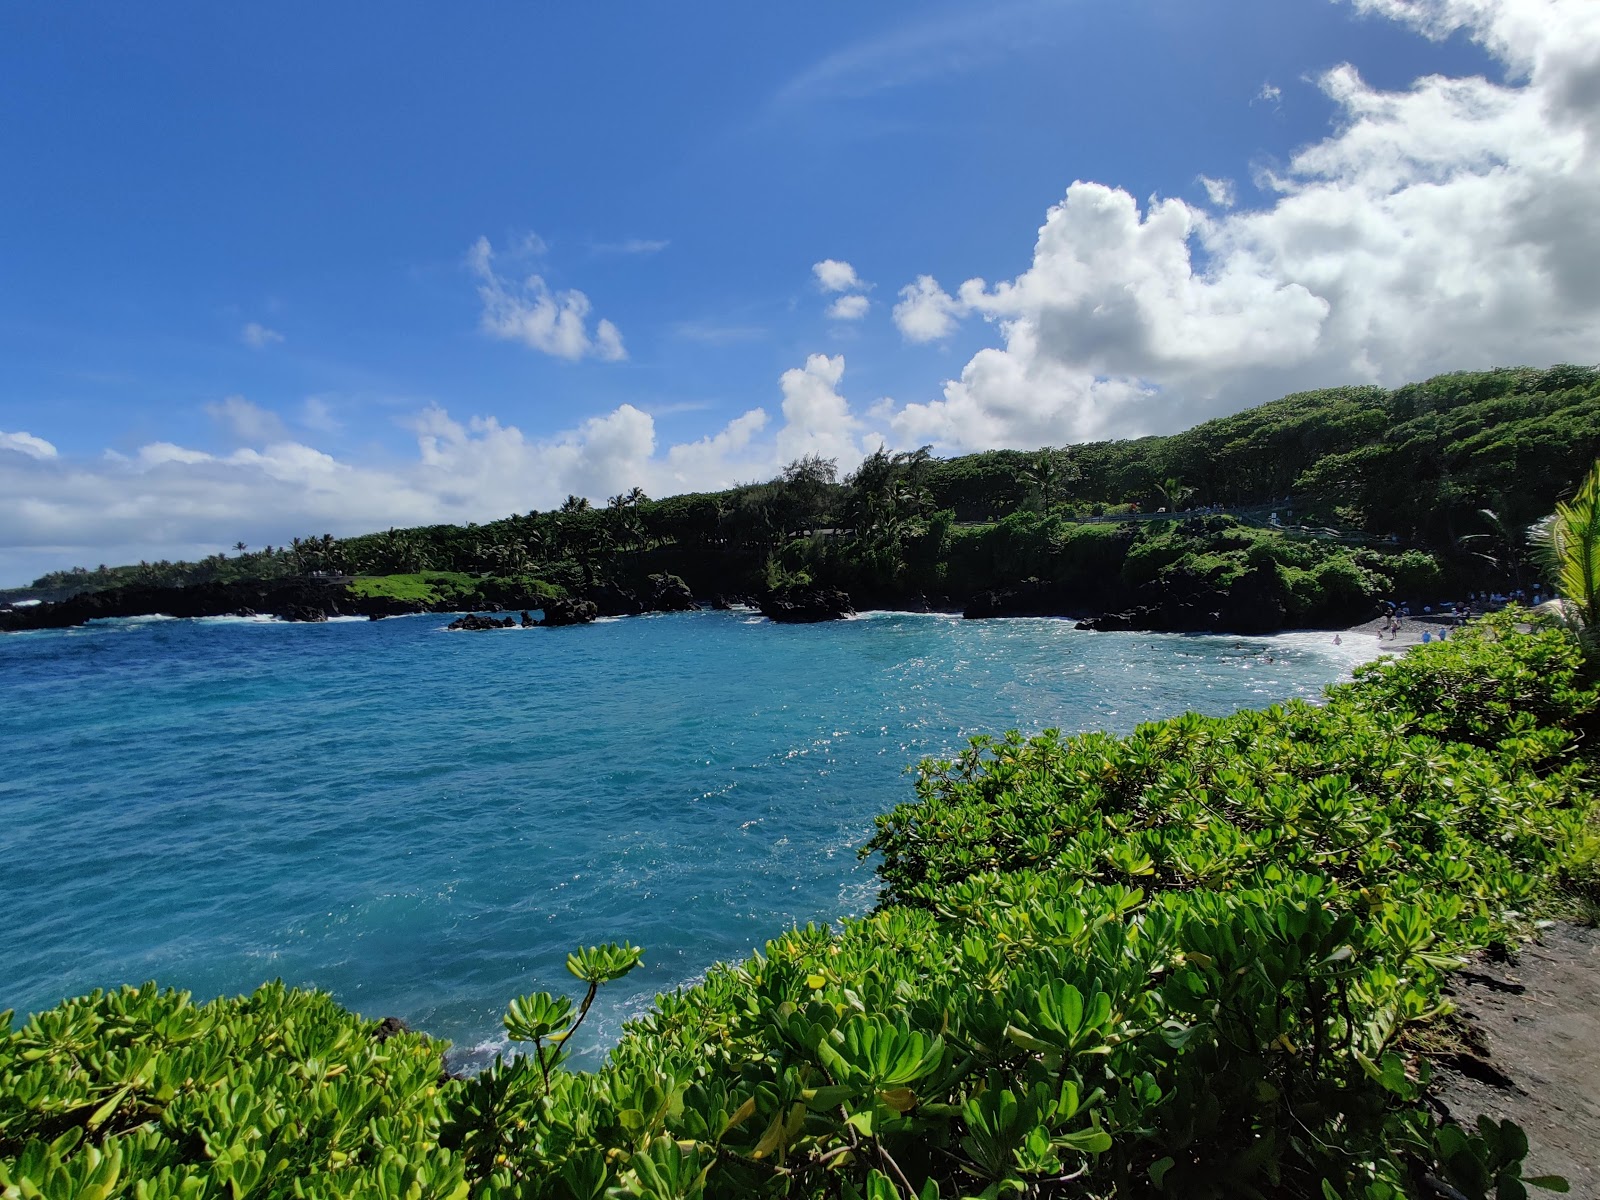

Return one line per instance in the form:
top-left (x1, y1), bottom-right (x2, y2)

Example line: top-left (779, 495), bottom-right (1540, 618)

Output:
top-left (473, 575), bottom-right (566, 609)
top-left (1378, 550), bottom-right (1444, 601)
top-left (0, 982), bottom-right (460, 1200)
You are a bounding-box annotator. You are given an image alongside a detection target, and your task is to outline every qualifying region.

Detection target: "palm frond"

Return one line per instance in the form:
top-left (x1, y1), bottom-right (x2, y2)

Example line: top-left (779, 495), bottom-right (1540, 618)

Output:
top-left (1529, 459), bottom-right (1600, 634)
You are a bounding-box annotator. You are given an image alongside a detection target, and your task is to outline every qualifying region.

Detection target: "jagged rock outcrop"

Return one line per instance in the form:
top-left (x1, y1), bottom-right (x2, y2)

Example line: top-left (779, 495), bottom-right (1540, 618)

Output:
top-left (760, 587), bottom-right (854, 623)
top-left (447, 613), bottom-right (517, 631)
top-left (587, 583), bottom-right (645, 617)
top-left (964, 567), bottom-right (1298, 634)
top-left (1074, 566), bottom-right (1291, 634)
top-left (539, 597), bottom-right (599, 627)
top-left (0, 577), bottom-right (478, 632)
top-left (963, 579), bottom-right (1077, 620)
top-left (1075, 607), bottom-right (1158, 632)
top-left (644, 573), bottom-right (699, 612)
top-left (586, 574), bottom-right (699, 617)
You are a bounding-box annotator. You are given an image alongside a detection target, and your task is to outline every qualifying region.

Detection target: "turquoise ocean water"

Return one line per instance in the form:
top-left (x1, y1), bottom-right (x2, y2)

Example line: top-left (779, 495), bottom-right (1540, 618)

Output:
top-left (0, 610), bottom-right (1386, 1065)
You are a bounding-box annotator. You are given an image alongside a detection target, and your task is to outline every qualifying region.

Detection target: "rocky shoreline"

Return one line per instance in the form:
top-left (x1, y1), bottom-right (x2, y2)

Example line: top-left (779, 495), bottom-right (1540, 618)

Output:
top-left (0, 574), bottom-right (1380, 637)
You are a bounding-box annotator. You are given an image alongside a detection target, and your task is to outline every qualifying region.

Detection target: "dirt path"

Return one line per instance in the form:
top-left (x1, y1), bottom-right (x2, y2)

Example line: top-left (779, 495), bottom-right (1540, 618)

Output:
top-left (1432, 923), bottom-right (1600, 1196)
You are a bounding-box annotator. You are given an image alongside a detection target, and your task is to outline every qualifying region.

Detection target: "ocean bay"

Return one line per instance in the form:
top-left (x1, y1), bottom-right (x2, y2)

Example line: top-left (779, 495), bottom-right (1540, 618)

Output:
top-left (0, 610), bottom-right (1382, 1065)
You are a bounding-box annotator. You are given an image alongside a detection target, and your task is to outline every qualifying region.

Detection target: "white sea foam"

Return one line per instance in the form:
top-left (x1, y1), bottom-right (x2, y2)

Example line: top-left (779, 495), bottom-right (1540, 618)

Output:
top-left (1260, 629), bottom-right (1396, 675)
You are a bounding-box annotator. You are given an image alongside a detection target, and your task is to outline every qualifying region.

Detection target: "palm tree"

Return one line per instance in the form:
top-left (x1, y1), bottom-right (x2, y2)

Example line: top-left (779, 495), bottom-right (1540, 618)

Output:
top-left (1155, 477), bottom-right (1194, 513)
top-left (1022, 449), bottom-right (1075, 514)
top-left (1461, 508), bottom-right (1526, 592)
top-left (841, 447), bottom-right (934, 583)
top-left (1530, 458), bottom-right (1600, 641)
top-left (233, 541), bottom-right (248, 556)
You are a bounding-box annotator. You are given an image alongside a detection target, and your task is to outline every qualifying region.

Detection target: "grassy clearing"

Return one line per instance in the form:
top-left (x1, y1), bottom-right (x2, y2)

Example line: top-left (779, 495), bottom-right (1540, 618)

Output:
top-left (346, 572), bottom-right (482, 605)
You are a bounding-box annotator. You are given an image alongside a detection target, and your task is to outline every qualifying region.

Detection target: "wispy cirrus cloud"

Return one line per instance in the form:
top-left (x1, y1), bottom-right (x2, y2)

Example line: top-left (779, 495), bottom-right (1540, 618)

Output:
top-left (668, 319), bottom-right (768, 345)
top-left (205, 395), bottom-right (287, 444)
top-left (241, 321), bottom-right (284, 349)
top-left (772, 0), bottom-right (1070, 109)
top-left (300, 396), bottom-right (342, 434)
top-left (591, 237), bottom-right (670, 255)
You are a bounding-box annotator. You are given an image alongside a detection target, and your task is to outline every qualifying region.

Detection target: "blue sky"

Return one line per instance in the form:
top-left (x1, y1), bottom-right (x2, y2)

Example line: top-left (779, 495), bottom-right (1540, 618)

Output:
top-left (1, 0), bottom-right (1595, 583)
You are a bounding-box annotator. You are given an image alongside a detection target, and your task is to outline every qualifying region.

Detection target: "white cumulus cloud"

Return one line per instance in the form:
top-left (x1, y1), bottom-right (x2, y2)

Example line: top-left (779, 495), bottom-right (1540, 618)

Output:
top-left (893, 274), bottom-right (972, 343)
top-left (880, 0), bottom-right (1600, 450)
top-left (812, 259), bottom-right (865, 293)
top-left (826, 294), bottom-right (871, 321)
top-left (0, 357), bottom-right (881, 584)
top-left (469, 236), bottom-right (627, 362)
top-left (775, 353), bottom-right (871, 468)
top-left (1198, 175), bottom-right (1237, 208)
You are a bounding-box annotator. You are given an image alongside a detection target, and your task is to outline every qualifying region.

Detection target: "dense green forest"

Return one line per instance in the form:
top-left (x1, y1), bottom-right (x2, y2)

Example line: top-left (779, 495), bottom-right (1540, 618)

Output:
top-left (22, 365), bottom-right (1599, 616)
top-left (4, 613), bottom-right (1594, 1198)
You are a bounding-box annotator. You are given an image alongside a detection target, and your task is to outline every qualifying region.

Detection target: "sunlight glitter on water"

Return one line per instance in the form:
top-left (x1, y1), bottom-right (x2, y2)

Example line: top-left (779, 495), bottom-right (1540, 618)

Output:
top-left (1, 610), bottom-right (1374, 1065)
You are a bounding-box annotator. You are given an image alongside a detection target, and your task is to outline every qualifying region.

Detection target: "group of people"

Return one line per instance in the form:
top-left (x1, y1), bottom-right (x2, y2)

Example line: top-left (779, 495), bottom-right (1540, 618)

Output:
top-left (1468, 587), bottom-right (1544, 608)
top-left (1352, 587), bottom-right (1549, 645)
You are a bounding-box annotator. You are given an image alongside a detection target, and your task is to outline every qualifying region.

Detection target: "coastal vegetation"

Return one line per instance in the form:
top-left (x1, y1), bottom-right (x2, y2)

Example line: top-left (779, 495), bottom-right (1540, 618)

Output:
top-left (12, 365), bottom-right (1600, 628)
top-left (3, 611), bottom-right (1595, 1198)
top-left (5, 409), bottom-right (1600, 1198)
top-left (346, 573), bottom-right (566, 610)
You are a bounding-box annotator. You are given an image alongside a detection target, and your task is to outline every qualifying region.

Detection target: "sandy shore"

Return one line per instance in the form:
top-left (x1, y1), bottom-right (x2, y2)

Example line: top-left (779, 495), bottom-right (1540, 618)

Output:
top-left (1340, 613), bottom-right (1466, 649)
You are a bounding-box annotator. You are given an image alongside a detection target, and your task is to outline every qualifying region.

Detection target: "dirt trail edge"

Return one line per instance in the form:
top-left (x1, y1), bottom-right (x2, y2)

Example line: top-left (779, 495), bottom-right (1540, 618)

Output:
top-left (1432, 923), bottom-right (1600, 1196)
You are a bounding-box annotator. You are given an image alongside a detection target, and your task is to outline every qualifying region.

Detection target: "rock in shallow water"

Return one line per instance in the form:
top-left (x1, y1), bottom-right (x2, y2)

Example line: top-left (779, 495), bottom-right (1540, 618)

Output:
top-left (447, 613), bottom-right (516, 631)
top-left (539, 597), bottom-right (599, 626)
top-left (760, 587), bottom-right (854, 623)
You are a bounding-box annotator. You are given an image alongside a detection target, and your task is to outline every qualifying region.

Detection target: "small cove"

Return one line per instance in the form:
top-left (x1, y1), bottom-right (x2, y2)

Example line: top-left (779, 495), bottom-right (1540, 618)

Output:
top-left (0, 609), bottom-right (1386, 1066)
